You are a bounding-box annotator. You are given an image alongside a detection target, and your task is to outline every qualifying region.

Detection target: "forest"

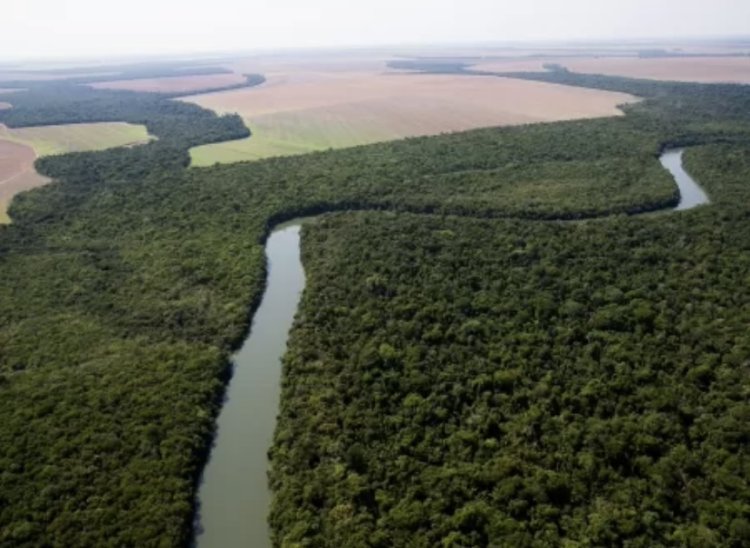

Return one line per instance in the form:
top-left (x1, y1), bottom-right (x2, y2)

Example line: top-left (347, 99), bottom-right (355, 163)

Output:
top-left (272, 188), bottom-right (750, 545)
top-left (0, 62), bottom-right (749, 546)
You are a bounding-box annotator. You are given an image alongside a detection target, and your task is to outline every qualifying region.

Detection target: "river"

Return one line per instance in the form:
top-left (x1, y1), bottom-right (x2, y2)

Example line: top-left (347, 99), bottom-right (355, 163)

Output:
top-left (659, 148), bottom-right (710, 210)
top-left (193, 221), bottom-right (305, 548)
top-left (192, 148), bottom-right (709, 548)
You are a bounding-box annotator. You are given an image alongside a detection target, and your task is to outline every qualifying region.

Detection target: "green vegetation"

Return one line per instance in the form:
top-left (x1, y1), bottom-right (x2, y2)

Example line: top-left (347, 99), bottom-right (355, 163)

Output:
top-left (189, 109), bottom-right (397, 166)
top-left (0, 63), bottom-right (749, 546)
top-left (0, 84), bottom-right (249, 149)
top-left (187, 117), bottom-right (333, 165)
top-left (272, 200), bottom-right (750, 546)
top-left (0, 204), bottom-right (10, 224)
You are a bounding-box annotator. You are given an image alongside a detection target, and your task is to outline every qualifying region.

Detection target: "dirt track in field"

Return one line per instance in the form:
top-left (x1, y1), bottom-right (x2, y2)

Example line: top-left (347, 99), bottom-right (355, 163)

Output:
top-left (89, 73), bottom-right (249, 93)
top-left (472, 56), bottom-right (750, 84)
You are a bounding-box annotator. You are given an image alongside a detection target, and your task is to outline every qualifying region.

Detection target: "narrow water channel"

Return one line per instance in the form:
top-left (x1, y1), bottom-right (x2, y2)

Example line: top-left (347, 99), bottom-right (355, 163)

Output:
top-left (193, 149), bottom-right (709, 547)
top-left (193, 221), bottom-right (306, 548)
top-left (660, 148), bottom-right (710, 210)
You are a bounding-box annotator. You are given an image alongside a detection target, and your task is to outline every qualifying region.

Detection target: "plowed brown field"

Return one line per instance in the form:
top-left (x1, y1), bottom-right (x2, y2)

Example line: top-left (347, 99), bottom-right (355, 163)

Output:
top-left (184, 71), bottom-right (638, 165)
top-left (0, 121), bottom-right (152, 222)
top-left (472, 56), bottom-right (750, 84)
top-left (0, 139), bottom-right (49, 222)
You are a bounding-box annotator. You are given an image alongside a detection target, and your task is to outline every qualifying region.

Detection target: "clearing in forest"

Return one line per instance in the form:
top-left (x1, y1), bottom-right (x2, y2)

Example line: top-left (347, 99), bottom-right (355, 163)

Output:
top-left (183, 72), bottom-right (638, 165)
top-left (0, 121), bottom-right (152, 221)
top-left (473, 56), bottom-right (750, 84)
top-left (89, 73), bottom-right (249, 94)
top-left (0, 140), bottom-right (49, 223)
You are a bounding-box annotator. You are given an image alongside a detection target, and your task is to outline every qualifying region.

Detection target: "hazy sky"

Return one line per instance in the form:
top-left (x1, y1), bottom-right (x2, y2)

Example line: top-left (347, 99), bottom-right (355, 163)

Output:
top-left (3, 0), bottom-right (750, 61)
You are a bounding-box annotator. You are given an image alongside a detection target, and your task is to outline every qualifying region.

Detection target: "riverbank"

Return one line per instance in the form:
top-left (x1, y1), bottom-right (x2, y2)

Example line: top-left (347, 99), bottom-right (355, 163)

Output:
top-left (193, 148), bottom-right (709, 546)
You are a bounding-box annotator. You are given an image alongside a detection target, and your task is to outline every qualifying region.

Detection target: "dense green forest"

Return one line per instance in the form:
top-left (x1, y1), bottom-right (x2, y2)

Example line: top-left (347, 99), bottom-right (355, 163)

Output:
top-left (273, 192), bottom-right (750, 546)
top-left (0, 61), bottom-right (749, 546)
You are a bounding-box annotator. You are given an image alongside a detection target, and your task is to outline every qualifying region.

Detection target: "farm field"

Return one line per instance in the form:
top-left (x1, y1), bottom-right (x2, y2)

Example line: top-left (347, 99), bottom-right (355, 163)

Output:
top-left (0, 121), bottom-right (152, 157)
top-left (89, 72), bottom-right (249, 93)
top-left (0, 140), bottom-right (49, 223)
top-left (0, 121), bottom-right (151, 221)
top-left (473, 56), bottom-right (750, 84)
top-left (185, 72), bottom-right (637, 165)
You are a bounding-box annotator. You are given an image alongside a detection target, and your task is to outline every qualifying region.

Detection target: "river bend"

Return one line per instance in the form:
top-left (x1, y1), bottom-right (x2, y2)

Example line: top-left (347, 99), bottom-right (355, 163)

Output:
top-left (193, 148), bottom-right (709, 547)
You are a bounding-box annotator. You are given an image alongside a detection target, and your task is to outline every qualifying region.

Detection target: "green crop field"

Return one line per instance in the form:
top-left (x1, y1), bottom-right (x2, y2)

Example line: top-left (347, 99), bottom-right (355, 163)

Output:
top-left (0, 203), bottom-right (10, 223)
top-left (189, 111), bottom-right (397, 165)
top-left (0, 121), bottom-right (153, 157)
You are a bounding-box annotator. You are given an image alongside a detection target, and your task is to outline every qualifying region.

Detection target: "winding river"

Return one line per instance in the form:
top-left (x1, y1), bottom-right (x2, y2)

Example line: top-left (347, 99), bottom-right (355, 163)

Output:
top-left (193, 149), bottom-right (709, 547)
top-left (659, 149), bottom-right (710, 210)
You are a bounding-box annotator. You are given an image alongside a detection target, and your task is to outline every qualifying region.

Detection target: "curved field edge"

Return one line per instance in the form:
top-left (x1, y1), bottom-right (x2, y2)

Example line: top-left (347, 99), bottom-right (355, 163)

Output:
top-left (88, 73), bottom-right (265, 96)
top-left (0, 122), bottom-right (154, 223)
top-left (0, 140), bottom-right (50, 225)
top-left (183, 74), bottom-right (638, 166)
top-left (0, 121), bottom-right (153, 157)
top-left (0, 68), bottom-right (749, 545)
top-left (0, 78), bottom-right (251, 226)
top-left (0, 205), bottom-right (8, 223)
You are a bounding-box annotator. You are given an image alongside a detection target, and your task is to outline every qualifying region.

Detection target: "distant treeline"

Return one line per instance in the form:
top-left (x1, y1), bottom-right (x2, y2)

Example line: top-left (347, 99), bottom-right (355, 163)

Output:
top-left (157, 73), bottom-right (266, 98)
top-left (0, 60), bottom-right (263, 90)
top-left (393, 57), bottom-right (750, 150)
